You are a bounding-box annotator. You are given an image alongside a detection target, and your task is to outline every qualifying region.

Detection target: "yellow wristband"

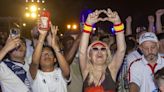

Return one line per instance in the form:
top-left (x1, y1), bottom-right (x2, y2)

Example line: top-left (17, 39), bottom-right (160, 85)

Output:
top-left (114, 23), bottom-right (124, 32)
top-left (83, 24), bottom-right (92, 32)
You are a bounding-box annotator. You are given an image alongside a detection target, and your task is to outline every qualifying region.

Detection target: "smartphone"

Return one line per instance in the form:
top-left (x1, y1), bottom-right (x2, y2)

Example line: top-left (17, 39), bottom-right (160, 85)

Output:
top-left (10, 28), bottom-right (20, 37)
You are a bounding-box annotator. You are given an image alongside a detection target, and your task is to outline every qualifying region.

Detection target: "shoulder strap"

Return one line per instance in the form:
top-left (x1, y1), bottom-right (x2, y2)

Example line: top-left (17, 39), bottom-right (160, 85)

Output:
top-left (3, 61), bottom-right (27, 83)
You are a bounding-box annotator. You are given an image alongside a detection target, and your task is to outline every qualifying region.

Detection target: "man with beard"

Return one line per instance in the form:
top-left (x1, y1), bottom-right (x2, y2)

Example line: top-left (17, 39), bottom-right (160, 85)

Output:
top-left (129, 32), bottom-right (164, 92)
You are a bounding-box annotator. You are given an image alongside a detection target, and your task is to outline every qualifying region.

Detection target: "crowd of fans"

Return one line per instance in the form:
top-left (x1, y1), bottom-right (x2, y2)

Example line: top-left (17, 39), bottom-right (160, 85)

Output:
top-left (0, 8), bottom-right (164, 92)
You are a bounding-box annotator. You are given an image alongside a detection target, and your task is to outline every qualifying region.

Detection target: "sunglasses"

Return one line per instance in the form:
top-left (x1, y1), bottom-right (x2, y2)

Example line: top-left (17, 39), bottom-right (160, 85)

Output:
top-left (92, 47), bottom-right (106, 51)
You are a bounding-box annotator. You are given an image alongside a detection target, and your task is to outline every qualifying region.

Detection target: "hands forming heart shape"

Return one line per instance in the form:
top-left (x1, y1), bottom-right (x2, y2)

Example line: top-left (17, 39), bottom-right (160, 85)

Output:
top-left (85, 8), bottom-right (122, 26)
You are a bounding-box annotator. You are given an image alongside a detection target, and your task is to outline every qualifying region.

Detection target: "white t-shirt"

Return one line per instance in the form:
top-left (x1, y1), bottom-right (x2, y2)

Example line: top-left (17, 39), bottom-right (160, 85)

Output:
top-left (126, 49), bottom-right (142, 68)
top-left (29, 68), bottom-right (70, 92)
top-left (129, 54), bottom-right (164, 92)
top-left (0, 60), bottom-right (31, 92)
top-left (25, 39), bottom-right (34, 64)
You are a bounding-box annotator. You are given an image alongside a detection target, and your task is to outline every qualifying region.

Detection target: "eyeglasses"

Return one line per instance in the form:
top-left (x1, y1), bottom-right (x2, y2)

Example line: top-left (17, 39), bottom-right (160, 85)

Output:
top-left (92, 47), bottom-right (106, 51)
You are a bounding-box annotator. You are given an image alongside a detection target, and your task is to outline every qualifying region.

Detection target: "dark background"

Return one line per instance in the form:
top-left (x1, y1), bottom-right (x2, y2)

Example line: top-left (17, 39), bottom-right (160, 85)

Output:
top-left (0, 0), bottom-right (164, 33)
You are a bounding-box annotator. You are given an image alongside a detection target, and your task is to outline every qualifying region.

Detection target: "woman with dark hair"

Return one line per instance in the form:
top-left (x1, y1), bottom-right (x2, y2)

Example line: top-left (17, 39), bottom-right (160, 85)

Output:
top-left (29, 24), bottom-right (70, 92)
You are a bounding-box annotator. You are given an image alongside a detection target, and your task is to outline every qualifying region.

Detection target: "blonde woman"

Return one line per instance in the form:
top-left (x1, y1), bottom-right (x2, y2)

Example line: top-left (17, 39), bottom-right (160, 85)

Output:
top-left (79, 8), bottom-right (126, 92)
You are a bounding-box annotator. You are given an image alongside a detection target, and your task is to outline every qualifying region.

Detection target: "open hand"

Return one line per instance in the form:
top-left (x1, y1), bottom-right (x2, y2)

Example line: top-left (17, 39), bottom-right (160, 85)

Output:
top-left (85, 10), bottom-right (105, 25)
top-left (4, 35), bottom-right (21, 52)
top-left (156, 9), bottom-right (164, 17)
top-left (103, 8), bottom-right (121, 24)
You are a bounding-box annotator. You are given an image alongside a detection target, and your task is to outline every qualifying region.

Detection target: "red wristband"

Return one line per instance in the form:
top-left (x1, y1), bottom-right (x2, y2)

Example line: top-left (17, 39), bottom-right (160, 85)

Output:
top-left (114, 22), bottom-right (123, 26)
top-left (83, 23), bottom-right (92, 34)
top-left (83, 30), bottom-right (91, 34)
top-left (115, 30), bottom-right (124, 33)
top-left (84, 23), bottom-right (92, 27)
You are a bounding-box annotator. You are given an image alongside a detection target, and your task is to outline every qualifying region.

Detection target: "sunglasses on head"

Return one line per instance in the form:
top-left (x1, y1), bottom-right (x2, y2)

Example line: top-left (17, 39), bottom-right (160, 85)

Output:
top-left (92, 47), bottom-right (106, 51)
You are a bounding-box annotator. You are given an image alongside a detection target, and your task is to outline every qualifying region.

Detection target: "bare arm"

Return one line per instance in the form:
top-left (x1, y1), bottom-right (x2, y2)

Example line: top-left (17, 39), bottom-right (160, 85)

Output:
top-left (0, 47), bottom-right (8, 61)
top-left (79, 29), bottom-right (90, 79)
top-left (125, 16), bottom-right (132, 36)
top-left (148, 15), bottom-right (155, 32)
top-left (0, 36), bottom-right (21, 61)
top-left (129, 83), bottom-right (140, 92)
top-left (104, 9), bottom-right (126, 81)
top-left (54, 47), bottom-right (70, 79)
top-left (51, 25), bottom-right (70, 79)
top-left (64, 34), bottom-right (81, 65)
top-left (79, 10), bottom-right (104, 79)
top-left (109, 29), bottom-right (126, 81)
top-left (156, 9), bottom-right (164, 34)
top-left (29, 30), bottom-right (47, 79)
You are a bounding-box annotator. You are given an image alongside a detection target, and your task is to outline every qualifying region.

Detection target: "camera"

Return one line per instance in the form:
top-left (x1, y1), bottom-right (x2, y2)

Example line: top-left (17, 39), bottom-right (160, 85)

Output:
top-left (10, 28), bottom-right (20, 37)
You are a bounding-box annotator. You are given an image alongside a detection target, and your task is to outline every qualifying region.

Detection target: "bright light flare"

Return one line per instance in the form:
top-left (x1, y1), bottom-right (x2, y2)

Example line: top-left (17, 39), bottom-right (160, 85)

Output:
top-left (38, 7), bottom-right (41, 10)
top-left (25, 12), bottom-right (30, 17)
top-left (25, 7), bottom-right (28, 10)
top-left (30, 5), bottom-right (37, 12)
top-left (22, 23), bottom-right (26, 27)
top-left (60, 34), bottom-right (63, 37)
top-left (72, 24), bottom-right (77, 30)
top-left (42, 0), bottom-right (45, 3)
top-left (38, 14), bottom-right (40, 17)
top-left (93, 27), bottom-right (96, 31)
top-left (31, 13), bottom-right (37, 18)
top-left (67, 24), bottom-right (71, 29)
top-left (37, 0), bottom-right (40, 3)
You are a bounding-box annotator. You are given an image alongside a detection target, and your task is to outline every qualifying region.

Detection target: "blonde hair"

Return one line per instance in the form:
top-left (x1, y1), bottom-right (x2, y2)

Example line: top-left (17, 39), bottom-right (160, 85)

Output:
top-left (86, 41), bottom-right (112, 85)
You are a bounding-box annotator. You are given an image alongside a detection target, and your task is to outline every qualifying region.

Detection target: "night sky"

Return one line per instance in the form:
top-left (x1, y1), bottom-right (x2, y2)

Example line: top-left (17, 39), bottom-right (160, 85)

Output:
top-left (0, 0), bottom-right (164, 31)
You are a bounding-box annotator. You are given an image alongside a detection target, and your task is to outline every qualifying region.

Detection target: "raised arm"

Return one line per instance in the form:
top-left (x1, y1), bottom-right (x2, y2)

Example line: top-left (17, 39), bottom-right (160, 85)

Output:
top-left (50, 25), bottom-right (70, 79)
top-left (29, 29), bottom-right (47, 79)
top-left (0, 36), bottom-right (21, 61)
top-left (104, 8), bottom-right (126, 81)
top-left (64, 34), bottom-right (81, 65)
top-left (79, 10), bottom-right (104, 79)
top-left (125, 16), bottom-right (132, 36)
top-left (148, 15), bottom-right (155, 32)
top-left (156, 9), bottom-right (164, 34)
